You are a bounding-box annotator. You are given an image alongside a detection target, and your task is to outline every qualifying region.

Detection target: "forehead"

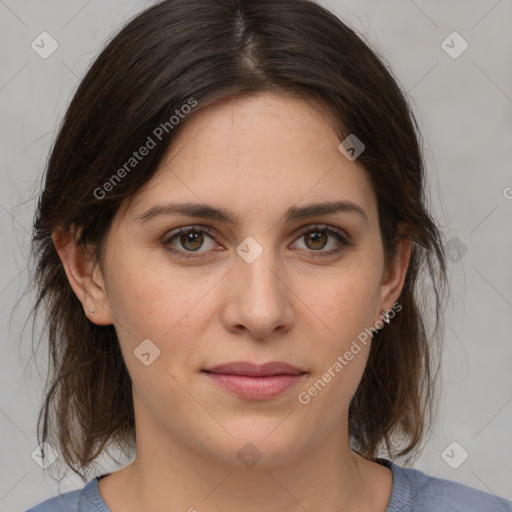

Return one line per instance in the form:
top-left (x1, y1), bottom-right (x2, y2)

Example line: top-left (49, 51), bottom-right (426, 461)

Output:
top-left (127, 92), bottom-right (378, 225)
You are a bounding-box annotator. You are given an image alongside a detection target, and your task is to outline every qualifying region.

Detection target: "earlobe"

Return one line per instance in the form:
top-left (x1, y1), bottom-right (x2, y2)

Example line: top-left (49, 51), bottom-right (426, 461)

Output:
top-left (52, 226), bottom-right (113, 326)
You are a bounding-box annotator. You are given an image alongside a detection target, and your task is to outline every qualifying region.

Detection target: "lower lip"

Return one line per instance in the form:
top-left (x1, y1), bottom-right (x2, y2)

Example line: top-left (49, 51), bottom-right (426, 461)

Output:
top-left (203, 372), bottom-right (306, 400)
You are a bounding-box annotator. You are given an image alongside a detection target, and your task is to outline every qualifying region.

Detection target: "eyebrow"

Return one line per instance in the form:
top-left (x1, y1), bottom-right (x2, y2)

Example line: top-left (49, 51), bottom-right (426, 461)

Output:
top-left (133, 200), bottom-right (368, 226)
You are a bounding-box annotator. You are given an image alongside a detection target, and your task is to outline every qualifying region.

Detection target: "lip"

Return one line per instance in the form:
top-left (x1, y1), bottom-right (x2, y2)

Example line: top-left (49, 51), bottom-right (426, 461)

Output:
top-left (204, 361), bottom-right (304, 377)
top-left (202, 361), bottom-right (307, 400)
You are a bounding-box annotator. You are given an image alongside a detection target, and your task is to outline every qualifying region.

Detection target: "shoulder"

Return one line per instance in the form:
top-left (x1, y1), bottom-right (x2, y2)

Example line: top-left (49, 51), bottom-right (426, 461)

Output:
top-left (25, 477), bottom-right (108, 512)
top-left (384, 459), bottom-right (512, 512)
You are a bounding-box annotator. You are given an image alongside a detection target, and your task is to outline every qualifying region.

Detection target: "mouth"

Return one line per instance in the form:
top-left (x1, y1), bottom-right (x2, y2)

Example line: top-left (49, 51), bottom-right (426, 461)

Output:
top-left (203, 361), bottom-right (305, 377)
top-left (202, 361), bottom-right (307, 400)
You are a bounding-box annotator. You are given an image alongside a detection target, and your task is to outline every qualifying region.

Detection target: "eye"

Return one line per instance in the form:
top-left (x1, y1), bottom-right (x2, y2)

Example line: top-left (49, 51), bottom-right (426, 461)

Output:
top-left (161, 224), bottom-right (350, 260)
top-left (291, 224), bottom-right (350, 257)
top-left (162, 226), bottom-right (220, 258)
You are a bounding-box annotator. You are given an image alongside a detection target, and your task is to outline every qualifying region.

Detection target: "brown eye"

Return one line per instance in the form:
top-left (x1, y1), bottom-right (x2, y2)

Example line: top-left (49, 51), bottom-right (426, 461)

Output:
top-left (180, 231), bottom-right (204, 251)
top-left (292, 225), bottom-right (350, 257)
top-left (303, 230), bottom-right (328, 250)
top-left (163, 226), bottom-right (218, 257)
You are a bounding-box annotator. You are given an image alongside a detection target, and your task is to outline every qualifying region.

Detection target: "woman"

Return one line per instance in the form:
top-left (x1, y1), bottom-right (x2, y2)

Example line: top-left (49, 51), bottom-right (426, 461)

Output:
top-left (26, 0), bottom-right (511, 510)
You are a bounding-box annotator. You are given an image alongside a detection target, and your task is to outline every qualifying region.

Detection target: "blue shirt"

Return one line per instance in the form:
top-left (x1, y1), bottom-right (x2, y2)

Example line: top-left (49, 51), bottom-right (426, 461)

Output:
top-left (26, 458), bottom-right (512, 511)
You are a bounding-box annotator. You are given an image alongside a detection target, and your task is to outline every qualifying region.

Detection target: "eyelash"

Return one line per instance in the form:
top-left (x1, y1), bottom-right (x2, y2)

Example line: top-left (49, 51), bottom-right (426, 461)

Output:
top-left (162, 224), bottom-right (351, 260)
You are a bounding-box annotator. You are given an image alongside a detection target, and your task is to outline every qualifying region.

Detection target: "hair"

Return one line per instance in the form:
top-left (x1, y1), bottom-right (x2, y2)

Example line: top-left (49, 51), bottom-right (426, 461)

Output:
top-left (30, 0), bottom-right (448, 481)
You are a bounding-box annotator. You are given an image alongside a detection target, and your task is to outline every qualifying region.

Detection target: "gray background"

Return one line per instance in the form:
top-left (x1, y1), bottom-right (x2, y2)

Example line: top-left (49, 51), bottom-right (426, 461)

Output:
top-left (1, 0), bottom-right (511, 510)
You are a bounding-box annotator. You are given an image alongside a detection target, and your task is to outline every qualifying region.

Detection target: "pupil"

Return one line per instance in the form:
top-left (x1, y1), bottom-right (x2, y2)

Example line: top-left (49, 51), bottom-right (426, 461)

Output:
top-left (182, 232), bottom-right (203, 251)
top-left (307, 231), bottom-right (326, 250)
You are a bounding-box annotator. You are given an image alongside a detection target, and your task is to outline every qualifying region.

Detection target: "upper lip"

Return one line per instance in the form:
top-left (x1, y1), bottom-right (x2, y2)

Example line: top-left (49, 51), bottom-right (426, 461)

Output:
top-left (203, 361), bottom-right (305, 377)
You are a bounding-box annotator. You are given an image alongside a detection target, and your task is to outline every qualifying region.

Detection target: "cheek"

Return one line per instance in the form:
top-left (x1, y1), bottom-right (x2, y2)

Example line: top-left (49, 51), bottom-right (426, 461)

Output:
top-left (294, 261), bottom-right (382, 344)
top-left (105, 244), bottom-right (216, 334)
top-left (103, 249), bottom-right (214, 379)
top-left (291, 256), bottom-right (381, 409)
top-left (295, 272), bottom-right (378, 426)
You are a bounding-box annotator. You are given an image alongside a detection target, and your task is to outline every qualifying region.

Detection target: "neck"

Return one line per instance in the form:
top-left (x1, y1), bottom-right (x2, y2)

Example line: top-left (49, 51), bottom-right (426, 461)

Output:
top-left (104, 429), bottom-right (383, 512)
top-left (98, 391), bottom-right (393, 512)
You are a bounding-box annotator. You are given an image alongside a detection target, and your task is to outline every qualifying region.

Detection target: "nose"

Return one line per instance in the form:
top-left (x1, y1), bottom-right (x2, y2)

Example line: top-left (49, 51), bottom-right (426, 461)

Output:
top-left (220, 245), bottom-right (295, 340)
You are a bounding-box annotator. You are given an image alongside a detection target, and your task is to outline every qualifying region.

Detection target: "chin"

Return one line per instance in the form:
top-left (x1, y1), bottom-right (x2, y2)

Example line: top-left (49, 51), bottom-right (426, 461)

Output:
top-left (197, 419), bottom-right (310, 469)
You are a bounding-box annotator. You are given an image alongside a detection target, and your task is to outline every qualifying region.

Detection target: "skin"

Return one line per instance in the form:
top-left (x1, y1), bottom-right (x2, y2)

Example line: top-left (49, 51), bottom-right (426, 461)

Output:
top-left (54, 92), bottom-right (411, 512)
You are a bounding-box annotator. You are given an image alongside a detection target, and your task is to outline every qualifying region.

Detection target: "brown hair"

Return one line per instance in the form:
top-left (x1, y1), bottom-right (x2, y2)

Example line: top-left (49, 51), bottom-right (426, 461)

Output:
top-left (30, 0), bottom-right (448, 481)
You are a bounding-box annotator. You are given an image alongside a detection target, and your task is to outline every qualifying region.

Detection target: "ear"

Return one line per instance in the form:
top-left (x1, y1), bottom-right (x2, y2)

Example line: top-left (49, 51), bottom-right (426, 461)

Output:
top-left (52, 225), bottom-right (113, 325)
top-left (376, 232), bottom-right (411, 316)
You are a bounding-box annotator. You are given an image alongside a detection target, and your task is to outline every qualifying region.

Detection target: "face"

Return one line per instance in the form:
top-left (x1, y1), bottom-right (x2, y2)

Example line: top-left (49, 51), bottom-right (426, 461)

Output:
top-left (79, 93), bottom-right (408, 468)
